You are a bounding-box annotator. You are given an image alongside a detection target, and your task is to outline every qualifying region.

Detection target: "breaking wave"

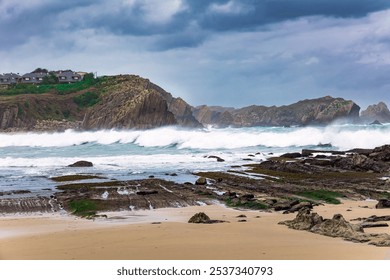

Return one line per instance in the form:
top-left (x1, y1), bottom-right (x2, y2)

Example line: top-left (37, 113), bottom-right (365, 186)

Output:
top-left (1, 124), bottom-right (390, 151)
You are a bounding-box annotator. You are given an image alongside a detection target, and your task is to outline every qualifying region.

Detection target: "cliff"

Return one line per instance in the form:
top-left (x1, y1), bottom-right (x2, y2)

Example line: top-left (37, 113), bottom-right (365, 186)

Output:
top-left (360, 102), bottom-right (390, 123)
top-left (0, 74), bottom-right (201, 131)
top-left (192, 96), bottom-right (360, 127)
top-left (0, 74), bottom-right (365, 131)
top-left (82, 75), bottom-right (202, 129)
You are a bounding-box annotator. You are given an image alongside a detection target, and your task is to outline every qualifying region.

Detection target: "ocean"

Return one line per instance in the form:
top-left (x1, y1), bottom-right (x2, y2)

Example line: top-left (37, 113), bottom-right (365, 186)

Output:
top-left (1, 124), bottom-right (390, 196)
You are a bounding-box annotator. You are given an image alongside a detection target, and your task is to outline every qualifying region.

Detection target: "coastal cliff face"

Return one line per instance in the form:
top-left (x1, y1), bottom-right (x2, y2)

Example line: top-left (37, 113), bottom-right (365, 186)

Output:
top-left (0, 94), bottom-right (84, 131)
top-left (361, 102), bottom-right (390, 123)
top-left (193, 96), bottom-right (360, 127)
top-left (82, 75), bottom-right (202, 129)
top-left (0, 74), bottom-right (201, 131)
top-left (0, 74), bottom-right (367, 131)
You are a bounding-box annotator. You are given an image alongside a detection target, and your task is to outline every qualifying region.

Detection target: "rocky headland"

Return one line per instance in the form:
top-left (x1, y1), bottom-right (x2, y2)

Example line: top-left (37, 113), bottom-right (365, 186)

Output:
top-left (1, 73), bottom-right (389, 131)
top-left (193, 96), bottom-right (361, 127)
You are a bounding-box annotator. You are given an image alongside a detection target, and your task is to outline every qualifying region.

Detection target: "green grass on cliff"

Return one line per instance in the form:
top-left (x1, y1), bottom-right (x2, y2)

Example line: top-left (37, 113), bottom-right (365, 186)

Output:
top-left (73, 91), bottom-right (100, 107)
top-left (0, 73), bottom-right (102, 96)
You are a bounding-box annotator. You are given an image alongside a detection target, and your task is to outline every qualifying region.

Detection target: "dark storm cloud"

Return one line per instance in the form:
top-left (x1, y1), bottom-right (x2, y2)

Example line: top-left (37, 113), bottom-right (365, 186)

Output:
top-left (2, 0), bottom-right (390, 51)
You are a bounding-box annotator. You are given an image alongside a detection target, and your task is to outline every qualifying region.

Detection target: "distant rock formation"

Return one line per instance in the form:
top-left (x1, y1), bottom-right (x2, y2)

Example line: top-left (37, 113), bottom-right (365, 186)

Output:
top-left (361, 102), bottom-right (390, 124)
top-left (82, 75), bottom-right (202, 129)
top-left (192, 96), bottom-right (360, 127)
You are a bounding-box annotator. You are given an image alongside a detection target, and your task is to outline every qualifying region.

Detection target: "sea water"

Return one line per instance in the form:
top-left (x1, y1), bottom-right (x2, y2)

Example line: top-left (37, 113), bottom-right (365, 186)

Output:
top-left (1, 124), bottom-right (390, 196)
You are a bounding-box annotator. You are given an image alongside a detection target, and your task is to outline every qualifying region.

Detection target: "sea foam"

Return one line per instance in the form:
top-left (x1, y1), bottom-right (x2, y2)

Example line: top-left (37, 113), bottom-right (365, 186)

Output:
top-left (1, 125), bottom-right (390, 150)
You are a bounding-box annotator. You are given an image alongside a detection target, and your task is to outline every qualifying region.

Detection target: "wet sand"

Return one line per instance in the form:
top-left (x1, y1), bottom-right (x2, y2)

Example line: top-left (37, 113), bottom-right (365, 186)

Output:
top-left (0, 201), bottom-right (389, 260)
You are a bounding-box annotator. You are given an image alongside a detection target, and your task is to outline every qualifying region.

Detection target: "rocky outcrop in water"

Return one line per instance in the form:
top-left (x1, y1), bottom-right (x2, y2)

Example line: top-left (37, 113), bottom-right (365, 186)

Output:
top-left (361, 102), bottom-right (390, 123)
top-left (192, 96), bottom-right (360, 127)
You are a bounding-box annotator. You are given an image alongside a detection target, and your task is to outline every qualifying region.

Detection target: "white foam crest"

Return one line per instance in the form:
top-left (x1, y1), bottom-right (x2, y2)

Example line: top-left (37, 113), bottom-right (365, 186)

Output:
top-left (0, 125), bottom-right (390, 150)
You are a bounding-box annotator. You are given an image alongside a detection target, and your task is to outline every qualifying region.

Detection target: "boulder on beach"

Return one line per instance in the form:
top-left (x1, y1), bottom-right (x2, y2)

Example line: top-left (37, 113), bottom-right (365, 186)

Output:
top-left (68, 160), bottom-right (93, 167)
top-left (280, 208), bottom-right (371, 243)
top-left (195, 177), bottom-right (207, 185)
top-left (188, 212), bottom-right (211, 223)
top-left (376, 199), bottom-right (390, 209)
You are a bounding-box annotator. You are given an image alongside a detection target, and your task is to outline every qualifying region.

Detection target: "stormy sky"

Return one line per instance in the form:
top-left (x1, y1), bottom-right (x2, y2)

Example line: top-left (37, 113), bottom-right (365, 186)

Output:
top-left (1, 0), bottom-right (390, 109)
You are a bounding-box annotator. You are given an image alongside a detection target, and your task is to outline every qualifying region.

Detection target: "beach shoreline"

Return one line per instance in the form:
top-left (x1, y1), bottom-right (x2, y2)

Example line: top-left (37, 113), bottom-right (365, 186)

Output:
top-left (1, 200), bottom-right (390, 260)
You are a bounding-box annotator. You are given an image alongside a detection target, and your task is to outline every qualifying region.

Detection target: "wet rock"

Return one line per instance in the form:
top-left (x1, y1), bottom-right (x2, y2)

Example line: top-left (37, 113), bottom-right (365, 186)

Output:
top-left (370, 120), bottom-right (382, 125)
top-left (208, 155), bottom-right (225, 162)
top-left (241, 194), bottom-right (255, 201)
top-left (280, 152), bottom-right (302, 159)
top-left (136, 190), bottom-right (158, 195)
top-left (68, 160), bottom-right (93, 167)
top-left (376, 199), bottom-right (390, 209)
top-left (195, 177), bottom-right (207, 185)
top-left (333, 154), bottom-right (388, 173)
top-left (369, 145), bottom-right (390, 162)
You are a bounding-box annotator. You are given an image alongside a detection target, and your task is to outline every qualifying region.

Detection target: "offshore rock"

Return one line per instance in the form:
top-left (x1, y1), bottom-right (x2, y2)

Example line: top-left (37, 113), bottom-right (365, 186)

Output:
top-left (68, 160), bottom-right (93, 167)
top-left (193, 96), bottom-right (360, 127)
top-left (361, 102), bottom-right (390, 123)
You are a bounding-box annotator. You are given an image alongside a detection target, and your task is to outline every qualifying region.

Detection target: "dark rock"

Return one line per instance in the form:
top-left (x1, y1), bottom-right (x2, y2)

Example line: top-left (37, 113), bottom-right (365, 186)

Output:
top-left (225, 191), bottom-right (237, 198)
top-left (238, 219), bottom-right (247, 222)
top-left (370, 120), bottom-right (382, 125)
top-left (361, 222), bottom-right (388, 228)
top-left (136, 190), bottom-right (158, 195)
top-left (290, 201), bottom-right (313, 212)
top-left (195, 177), bottom-right (207, 185)
top-left (68, 160), bottom-right (93, 167)
top-left (314, 154), bottom-right (327, 159)
top-left (333, 154), bottom-right (388, 173)
top-left (310, 214), bottom-right (367, 242)
top-left (148, 175), bottom-right (155, 178)
top-left (279, 208), bottom-right (323, 230)
top-left (241, 194), bottom-right (255, 200)
top-left (170, 173), bottom-right (178, 176)
top-left (242, 158), bottom-right (253, 161)
top-left (365, 215), bottom-right (390, 222)
top-left (248, 154), bottom-right (255, 157)
top-left (273, 200), bottom-right (299, 211)
top-left (236, 214), bottom-right (247, 218)
top-left (376, 199), bottom-right (390, 209)
top-left (208, 155), bottom-right (225, 162)
top-left (280, 152), bottom-right (302, 159)
top-left (188, 212), bottom-right (226, 224)
top-left (189, 212), bottom-right (211, 223)
top-left (369, 145), bottom-right (390, 162)
top-left (302, 149), bottom-right (344, 157)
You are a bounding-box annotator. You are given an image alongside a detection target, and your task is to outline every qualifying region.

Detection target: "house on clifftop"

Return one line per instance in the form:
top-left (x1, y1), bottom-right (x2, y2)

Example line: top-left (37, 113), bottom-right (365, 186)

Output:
top-left (56, 70), bottom-right (83, 83)
top-left (0, 73), bottom-right (21, 85)
top-left (21, 72), bottom-right (48, 84)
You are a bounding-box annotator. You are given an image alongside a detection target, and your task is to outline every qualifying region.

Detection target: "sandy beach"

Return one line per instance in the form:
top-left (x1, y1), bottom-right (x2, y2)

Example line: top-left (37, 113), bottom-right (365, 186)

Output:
top-left (0, 200), bottom-right (390, 260)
